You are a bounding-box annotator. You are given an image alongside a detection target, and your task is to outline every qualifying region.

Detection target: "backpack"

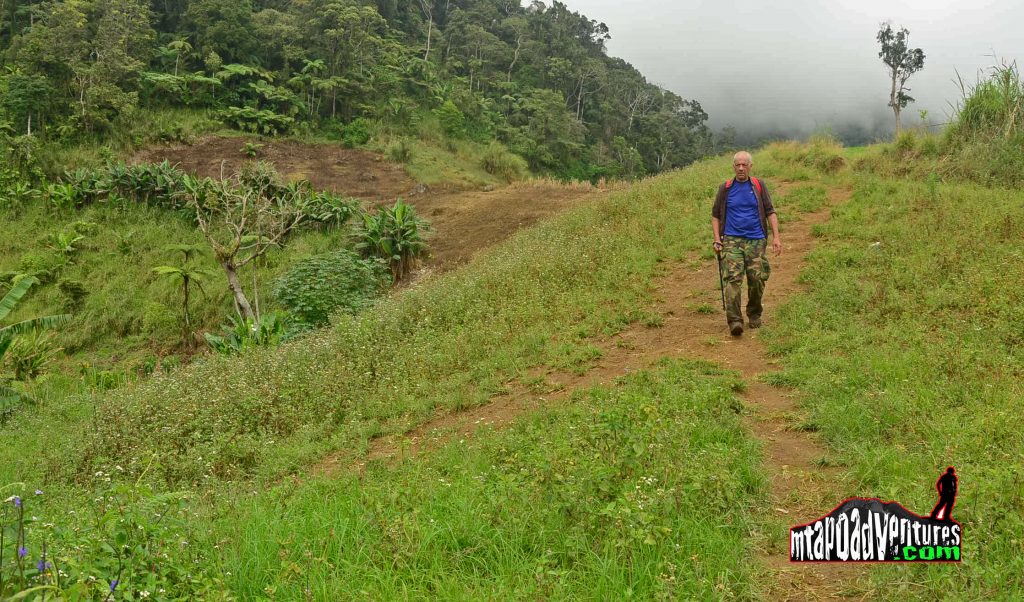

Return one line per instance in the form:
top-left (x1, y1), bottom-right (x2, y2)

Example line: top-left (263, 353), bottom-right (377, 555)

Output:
top-left (724, 177), bottom-right (762, 196)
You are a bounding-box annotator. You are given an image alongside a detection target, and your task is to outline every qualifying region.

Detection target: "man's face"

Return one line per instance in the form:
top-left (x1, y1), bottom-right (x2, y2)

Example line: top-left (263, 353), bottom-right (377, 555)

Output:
top-left (733, 157), bottom-right (751, 181)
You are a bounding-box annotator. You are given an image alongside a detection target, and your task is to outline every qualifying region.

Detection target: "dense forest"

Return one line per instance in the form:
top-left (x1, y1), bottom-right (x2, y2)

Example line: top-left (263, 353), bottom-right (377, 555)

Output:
top-left (0, 0), bottom-right (715, 180)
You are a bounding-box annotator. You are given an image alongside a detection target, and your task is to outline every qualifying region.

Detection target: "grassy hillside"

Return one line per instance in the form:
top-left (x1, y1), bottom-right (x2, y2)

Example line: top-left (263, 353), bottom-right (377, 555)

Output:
top-left (3, 117), bottom-right (1024, 598)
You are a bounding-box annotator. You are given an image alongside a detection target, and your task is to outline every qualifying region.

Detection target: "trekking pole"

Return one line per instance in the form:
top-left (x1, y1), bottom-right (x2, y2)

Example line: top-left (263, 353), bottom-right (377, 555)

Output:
top-left (715, 244), bottom-right (726, 311)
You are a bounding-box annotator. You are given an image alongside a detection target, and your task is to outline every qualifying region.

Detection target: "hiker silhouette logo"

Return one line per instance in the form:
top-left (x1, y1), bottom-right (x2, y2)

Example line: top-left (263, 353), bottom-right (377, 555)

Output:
top-left (790, 467), bottom-right (961, 562)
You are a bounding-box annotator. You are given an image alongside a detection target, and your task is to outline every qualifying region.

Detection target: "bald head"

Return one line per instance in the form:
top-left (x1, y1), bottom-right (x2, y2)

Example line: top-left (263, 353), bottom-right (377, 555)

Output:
top-left (732, 151), bottom-right (752, 182)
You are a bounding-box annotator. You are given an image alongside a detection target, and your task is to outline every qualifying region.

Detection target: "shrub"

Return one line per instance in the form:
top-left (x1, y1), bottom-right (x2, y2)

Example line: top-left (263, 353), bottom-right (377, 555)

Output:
top-left (433, 100), bottom-right (466, 138)
top-left (58, 279), bottom-right (88, 311)
top-left (4, 331), bottom-right (61, 381)
top-left (204, 311), bottom-right (291, 355)
top-left (386, 137), bottom-right (413, 163)
top-left (18, 252), bottom-right (65, 283)
top-left (356, 199), bottom-right (431, 281)
top-left (273, 250), bottom-right (389, 328)
top-left (341, 117), bottom-right (372, 147)
top-left (481, 143), bottom-right (528, 182)
top-left (894, 129), bottom-right (917, 153)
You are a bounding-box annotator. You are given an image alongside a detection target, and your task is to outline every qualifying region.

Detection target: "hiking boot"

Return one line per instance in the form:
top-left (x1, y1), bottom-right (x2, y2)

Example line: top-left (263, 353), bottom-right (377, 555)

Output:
top-left (748, 318), bottom-right (762, 329)
top-left (729, 322), bottom-right (744, 336)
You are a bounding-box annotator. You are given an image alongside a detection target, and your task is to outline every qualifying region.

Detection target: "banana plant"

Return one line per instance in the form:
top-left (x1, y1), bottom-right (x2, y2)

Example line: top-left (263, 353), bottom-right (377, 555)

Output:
top-left (1, 277), bottom-right (71, 407)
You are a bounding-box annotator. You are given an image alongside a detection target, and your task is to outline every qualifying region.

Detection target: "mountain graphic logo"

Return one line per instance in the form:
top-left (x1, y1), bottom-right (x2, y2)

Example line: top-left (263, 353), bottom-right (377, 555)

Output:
top-left (790, 467), bottom-right (961, 562)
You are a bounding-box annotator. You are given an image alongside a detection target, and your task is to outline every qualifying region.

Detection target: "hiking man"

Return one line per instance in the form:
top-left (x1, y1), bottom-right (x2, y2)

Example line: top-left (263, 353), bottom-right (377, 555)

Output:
top-left (711, 151), bottom-right (782, 336)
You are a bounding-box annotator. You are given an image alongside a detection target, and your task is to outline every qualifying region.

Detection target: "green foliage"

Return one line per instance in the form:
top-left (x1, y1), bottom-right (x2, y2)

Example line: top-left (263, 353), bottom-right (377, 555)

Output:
top-left (220, 360), bottom-right (763, 599)
top-left (341, 117), bottom-right (372, 147)
top-left (938, 61), bottom-right (1024, 186)
top-left (45, 230), bottom-right (86, 259)
top-left (0, 0), bottom-right (712, 181)
top-left (204, 311), bottom-right (291, 355)
top-left (356, 199), bottom-right (430, 281)
top-left (218, 106), bottom-right (295, 135)
top-left (0, 277), bottom-right (70, 406)
top-left (4, 331), bottom-right (61, 381)
top-left (480, 143), bottom-right (528, 182)
top-left (385, 137), bottom-right (413, 163)
top-left (762, 134), bottom-right (846, 174)
top-left (300, 191), bottom-right (361, 230)
top-left (433, 100), bottom-right (466, 139)
top-left (240, 141), bottom-right (264, 158)
top-left (273, 250), bottom-right (389, 328)
top-left (0, 483), bottom-right (230, 599)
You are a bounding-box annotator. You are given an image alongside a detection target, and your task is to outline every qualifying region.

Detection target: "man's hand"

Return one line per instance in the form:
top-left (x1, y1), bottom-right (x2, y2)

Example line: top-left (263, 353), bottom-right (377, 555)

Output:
top-left (772, 237), bottom-right (782, 256)
top-left (713, 241), bottom-right (723, 255)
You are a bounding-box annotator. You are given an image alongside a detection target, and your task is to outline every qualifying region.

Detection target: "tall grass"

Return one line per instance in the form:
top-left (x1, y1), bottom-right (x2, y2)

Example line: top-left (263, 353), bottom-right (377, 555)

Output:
top-left (940, 61), bottom-right (1024, 185)
top-left (214, 359), bottom-right (764, 600)
top-left (760, 172), bottom-right (1024, 598)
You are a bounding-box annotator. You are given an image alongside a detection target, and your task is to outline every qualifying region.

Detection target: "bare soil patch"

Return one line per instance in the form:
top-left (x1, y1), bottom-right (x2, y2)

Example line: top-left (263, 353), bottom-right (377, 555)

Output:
top-left (134, 136), bottom-right (611, 272)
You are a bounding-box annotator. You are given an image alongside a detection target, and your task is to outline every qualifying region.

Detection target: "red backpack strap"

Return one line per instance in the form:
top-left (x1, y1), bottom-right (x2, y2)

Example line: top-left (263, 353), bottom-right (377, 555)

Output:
top-left (725, 178), bottom-right (734, 189)
top-left (751, 177), bottom-right (762, 195)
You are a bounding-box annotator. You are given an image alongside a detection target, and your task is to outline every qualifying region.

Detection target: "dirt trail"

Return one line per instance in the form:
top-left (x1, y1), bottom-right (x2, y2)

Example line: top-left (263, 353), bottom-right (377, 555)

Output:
top-left (135, 136), bottom-right (612, 273)
top-left (316, 182), bottom-right (869, 599)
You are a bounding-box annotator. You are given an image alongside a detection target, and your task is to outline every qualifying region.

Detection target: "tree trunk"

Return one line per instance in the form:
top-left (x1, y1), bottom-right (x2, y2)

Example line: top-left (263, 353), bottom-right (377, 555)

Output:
top-left (182, 276), bottom-right (191, 333)
top-left (508, 34), bottom-right (521, 82)
top-left (222, 261), bottom-right (255, 322)
top-left (424, 16), bottom-right (433, 61)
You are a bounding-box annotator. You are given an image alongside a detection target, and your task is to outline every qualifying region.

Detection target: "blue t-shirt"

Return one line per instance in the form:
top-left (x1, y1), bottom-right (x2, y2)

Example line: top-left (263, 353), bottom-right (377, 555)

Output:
top-left (724, 179), bottom-right (766, 239)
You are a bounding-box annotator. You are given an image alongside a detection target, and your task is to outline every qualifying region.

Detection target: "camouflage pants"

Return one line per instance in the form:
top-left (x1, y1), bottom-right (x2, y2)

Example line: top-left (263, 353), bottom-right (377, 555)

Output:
top-left (720, 236), bottom-right (770, 326)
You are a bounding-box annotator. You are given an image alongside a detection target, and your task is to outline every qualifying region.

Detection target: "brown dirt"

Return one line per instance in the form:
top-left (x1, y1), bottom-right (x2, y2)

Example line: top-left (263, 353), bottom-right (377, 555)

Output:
top-left (313, 182), bottom-right (872, 599)
top-left (134, 136), bottom-right (611, 272)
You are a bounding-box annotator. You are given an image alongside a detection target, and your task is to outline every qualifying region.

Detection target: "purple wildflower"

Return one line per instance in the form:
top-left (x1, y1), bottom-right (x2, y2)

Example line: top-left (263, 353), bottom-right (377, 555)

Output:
top-left (13, 496), bottom-right (21, 507)
top-left (18, 545), bottom-right (27, 558)
top-left (110, 579), bottom-right (119, 592)
top-left (37, 558), bottom-right (52, 571)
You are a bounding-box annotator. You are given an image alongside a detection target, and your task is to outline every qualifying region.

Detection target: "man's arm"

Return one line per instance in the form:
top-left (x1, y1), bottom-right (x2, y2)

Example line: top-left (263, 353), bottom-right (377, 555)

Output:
top-left (762, 181), bottom-right (782, 256)
top-left (768, 213), bottom-right (782, 256)
top-left (711, 185), bottom-right (725, 252)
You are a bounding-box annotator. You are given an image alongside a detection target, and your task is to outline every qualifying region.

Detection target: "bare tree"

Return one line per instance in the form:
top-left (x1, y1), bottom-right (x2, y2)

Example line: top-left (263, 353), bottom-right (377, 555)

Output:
top-left (185, 164), bottom-right (308, 322)
top-left (877, 23), bottom-right (925, 133)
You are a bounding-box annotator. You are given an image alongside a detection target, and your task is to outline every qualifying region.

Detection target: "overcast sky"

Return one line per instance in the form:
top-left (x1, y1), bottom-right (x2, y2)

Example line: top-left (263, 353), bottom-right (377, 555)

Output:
top-left (560, 0), bottom-right (1024, 139)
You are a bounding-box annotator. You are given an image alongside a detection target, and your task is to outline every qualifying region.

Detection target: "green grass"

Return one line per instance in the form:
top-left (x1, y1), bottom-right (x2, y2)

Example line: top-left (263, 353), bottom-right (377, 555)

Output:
top-left (759, 169), bottom-right (1024, 598)
top-left (41, 158), bottom-right (730, 488)
top-left (212, 358), bottom-right (763, 600)
top-left (0, 201), bottom-right (353, 369)
top-left (7, 133), bottom-right (1024, 599)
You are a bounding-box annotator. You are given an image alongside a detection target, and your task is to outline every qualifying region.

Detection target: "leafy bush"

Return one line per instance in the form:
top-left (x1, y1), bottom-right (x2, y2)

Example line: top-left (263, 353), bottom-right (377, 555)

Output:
top-left (341, 117), bottom-right (372, 147)
top-left (57, 279), bottom-right (88, 311)
top-left (204, 311), bottom-right (291, 355)
top-left (762, 135), bottom-right (846, 174)
top-left (241, 141), bottom-right (264, 158)
top-left (433, 100), bottom-right (466, 138)
top-left (219, 105), bottom-right (296, 136)
top-left (480, 143), bottom-right (528, 182)
top-left (355, 199), bottom-right (430, 281)
top-left (4, 331), bottom-right (61, 381)
top-left (273, 250), bottom-right (389, 328)
top-left (18, 252), bottom-right (65, 283)
top-left (301, 191), bottom-right (361, 229)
